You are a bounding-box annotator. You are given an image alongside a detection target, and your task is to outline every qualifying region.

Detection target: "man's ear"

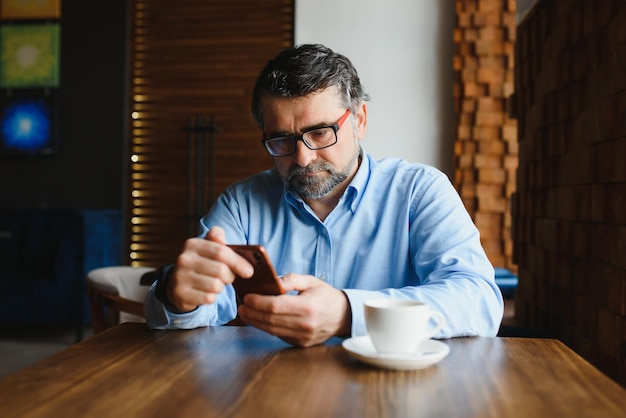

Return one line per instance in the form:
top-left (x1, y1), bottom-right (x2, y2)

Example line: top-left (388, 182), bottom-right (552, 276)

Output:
top-left (355, 102), bottom-right (367, 140)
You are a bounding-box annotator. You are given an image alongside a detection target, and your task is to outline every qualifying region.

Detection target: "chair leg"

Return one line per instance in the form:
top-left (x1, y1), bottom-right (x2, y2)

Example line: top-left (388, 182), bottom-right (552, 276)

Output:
top-left (75, 324), bottom-right (84, 342)
top-left (87, 288), bottom-right (108, 334)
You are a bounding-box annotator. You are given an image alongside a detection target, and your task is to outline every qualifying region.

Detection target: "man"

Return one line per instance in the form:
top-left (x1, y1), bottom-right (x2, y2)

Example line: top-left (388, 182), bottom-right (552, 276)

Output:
top-left (145, 44), bottom-right (504, 347)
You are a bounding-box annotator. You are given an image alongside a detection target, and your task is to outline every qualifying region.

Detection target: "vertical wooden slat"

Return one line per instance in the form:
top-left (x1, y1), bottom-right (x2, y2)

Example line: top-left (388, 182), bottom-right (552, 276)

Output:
top-left (128, 0), bottom-right (293, 266)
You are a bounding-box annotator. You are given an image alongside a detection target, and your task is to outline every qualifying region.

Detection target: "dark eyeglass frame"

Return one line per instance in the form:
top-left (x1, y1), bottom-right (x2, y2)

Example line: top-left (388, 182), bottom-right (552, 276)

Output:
top-left (261, 109), bottom-right (351, 157)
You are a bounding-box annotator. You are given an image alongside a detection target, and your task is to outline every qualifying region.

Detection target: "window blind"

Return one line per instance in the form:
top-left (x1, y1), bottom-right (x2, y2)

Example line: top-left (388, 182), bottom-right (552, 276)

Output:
top-left (128, 0), bottom-right (293, 266)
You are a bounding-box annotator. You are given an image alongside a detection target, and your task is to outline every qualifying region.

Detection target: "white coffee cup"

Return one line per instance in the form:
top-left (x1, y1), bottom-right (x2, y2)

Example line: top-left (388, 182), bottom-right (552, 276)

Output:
top-left (364, 299), bottom-right (445, 356)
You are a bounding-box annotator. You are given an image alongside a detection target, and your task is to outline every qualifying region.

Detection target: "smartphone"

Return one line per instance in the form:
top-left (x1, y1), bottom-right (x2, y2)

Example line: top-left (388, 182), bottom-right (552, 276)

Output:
top-left (228, 245), bottom-right (285, 303)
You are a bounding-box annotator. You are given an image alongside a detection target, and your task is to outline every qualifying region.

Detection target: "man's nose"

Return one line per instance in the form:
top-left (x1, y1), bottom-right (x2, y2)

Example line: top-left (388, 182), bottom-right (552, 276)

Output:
top-left (293, 140), bottom-right (316, 166)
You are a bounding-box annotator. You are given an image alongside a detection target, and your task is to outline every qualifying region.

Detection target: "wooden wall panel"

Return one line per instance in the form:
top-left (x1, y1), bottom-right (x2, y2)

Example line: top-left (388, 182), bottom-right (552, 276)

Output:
top-left (453, 0), bottom-right (518, 270)
top-left (128, 0), bottom-right (293, 266)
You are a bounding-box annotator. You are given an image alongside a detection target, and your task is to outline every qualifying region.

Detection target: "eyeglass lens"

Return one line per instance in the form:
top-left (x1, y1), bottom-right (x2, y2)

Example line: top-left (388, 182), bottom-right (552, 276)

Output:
top-left (265, 127), bottom-right (336, 156)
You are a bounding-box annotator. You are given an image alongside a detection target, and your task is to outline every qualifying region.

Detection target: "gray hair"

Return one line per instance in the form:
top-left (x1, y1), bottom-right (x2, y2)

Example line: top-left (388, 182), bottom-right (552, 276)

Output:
top-left (251, 44), bottom-right (369, 129)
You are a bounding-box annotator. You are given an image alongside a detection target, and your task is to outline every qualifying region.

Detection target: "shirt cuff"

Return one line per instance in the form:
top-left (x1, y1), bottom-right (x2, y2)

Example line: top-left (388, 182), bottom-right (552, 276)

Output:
top-left (342, 288), bottom-right (385, 337)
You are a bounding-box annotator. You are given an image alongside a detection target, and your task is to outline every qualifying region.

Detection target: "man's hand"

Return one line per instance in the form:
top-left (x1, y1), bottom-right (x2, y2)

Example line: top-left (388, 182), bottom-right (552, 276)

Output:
top-left (237, 273), bottom-right (352, 347)
top-left (166, 226), bottom-right (254, 312)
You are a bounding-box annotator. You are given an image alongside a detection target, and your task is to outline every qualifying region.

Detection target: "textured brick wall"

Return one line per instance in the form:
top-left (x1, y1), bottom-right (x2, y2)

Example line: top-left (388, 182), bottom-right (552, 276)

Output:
top-left (513, 0), bottom-right (626, 385)
top-left (453, 0), bottom-right (518, 270)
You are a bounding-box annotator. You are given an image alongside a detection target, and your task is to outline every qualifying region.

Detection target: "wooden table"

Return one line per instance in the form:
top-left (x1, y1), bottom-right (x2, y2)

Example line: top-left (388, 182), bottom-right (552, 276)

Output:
top-left (1, 323), bottom-right (625, 417)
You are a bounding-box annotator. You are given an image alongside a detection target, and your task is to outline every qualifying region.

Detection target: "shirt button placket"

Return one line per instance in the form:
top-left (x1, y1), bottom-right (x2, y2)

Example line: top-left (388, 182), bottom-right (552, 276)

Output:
top-left (316, 226), bottom-right (332, 285)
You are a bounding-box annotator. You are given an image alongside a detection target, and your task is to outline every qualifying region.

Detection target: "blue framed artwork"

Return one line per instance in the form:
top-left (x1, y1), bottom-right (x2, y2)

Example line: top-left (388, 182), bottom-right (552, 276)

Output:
top-left (0, 24), bottom-right (60, 88)
top-left (0, 89), bottom-right (56, 156)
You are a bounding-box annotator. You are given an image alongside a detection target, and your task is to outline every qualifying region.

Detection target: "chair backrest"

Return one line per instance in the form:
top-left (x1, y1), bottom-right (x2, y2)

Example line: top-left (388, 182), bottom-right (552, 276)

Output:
top-left (86, 266), bottom-right (156, 333)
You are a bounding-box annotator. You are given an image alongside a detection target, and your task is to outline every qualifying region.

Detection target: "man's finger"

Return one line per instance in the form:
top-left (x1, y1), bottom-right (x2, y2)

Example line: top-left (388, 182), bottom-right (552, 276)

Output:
top-left (279, 273), bottom-right (318, 292)
top-left (205, 226), bottom-right (226, 244)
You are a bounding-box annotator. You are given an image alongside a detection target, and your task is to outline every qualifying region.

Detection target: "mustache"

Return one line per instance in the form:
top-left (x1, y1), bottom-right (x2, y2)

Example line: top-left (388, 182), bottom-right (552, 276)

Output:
top-left (287, 160), bottom-right (335, 180)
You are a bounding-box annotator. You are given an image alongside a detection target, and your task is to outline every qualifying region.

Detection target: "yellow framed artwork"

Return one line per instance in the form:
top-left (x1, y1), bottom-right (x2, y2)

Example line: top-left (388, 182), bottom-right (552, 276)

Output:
top-left (1, 0), bottom-right (61, 20)
top-left (0, 24), bottom-right (60, 87)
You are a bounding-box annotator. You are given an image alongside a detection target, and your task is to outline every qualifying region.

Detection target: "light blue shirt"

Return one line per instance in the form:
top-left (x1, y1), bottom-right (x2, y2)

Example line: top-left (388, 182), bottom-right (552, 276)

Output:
top-left (145, 150), bottom-right (504, 338)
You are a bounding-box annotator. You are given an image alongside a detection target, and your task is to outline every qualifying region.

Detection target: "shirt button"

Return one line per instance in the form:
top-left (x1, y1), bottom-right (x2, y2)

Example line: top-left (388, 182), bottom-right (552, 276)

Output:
top-left (319, 273), bottom-right (327, 281)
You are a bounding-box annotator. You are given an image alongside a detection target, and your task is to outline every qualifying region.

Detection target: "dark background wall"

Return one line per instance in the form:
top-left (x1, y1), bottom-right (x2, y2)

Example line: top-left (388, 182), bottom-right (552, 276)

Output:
top-left (0, 1), bottom-right (127, 210)
top-left (513, 1), bottom-right (626, 386)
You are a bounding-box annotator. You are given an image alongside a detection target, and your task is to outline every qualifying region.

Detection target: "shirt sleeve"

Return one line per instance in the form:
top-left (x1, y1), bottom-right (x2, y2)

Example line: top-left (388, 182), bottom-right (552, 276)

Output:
top-left (143, 190), bottom-right (245, 329)
top-left (144, 282), bottom-right (237, 329)
top-left (344, 172), bottom-right (504, 338)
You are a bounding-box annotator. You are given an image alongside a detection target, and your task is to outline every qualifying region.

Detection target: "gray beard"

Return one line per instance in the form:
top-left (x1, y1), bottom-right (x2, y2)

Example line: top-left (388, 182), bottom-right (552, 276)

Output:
top-left (286, 150), bottom-right (359, 200)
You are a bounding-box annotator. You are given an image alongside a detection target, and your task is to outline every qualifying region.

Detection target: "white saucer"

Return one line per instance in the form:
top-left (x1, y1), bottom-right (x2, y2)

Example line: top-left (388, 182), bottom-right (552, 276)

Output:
top-left (342, 335), bottom-right (449, 370)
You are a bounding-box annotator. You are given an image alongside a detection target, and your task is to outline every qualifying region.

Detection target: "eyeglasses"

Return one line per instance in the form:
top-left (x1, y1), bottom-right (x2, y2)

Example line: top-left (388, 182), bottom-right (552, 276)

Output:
top-left (262, 109), bottom-right (351, 157)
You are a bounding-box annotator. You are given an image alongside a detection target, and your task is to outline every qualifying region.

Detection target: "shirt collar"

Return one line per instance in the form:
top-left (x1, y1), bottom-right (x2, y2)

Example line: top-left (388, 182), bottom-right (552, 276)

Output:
top-left (344, 146), bottom-right (368, 212)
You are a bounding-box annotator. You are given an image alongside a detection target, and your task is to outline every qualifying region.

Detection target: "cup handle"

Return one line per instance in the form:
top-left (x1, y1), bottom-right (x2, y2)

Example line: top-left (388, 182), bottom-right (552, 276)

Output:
top-left (425, 311), bottom-right (445, 339)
